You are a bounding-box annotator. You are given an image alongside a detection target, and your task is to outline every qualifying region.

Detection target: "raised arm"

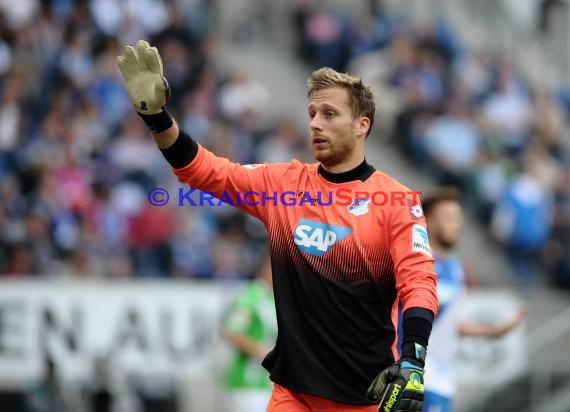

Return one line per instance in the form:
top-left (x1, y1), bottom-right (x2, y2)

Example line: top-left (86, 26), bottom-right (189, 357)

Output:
top-left (116, 40), bottom-right (288, 222)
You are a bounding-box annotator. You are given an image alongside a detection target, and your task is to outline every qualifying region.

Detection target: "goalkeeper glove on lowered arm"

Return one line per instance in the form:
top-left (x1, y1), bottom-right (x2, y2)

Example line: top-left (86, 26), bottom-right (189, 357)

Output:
top-left (116, 40), bottom-right (173, 133)
top-left (365, 341), bottom-right (426, 412)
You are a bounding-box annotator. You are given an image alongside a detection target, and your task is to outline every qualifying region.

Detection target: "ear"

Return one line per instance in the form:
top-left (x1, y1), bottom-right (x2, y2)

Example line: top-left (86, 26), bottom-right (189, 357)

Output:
top-left (357, 116), bottom-right (371, 138)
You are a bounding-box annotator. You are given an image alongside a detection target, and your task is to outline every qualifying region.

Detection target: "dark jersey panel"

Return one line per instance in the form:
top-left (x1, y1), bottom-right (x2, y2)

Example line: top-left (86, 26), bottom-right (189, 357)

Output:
top-left (262, 214), bottom-right (398, 405)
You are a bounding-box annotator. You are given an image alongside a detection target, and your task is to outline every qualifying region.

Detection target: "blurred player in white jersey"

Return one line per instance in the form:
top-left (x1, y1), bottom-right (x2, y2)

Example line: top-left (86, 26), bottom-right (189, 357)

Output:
top-left (420, 187), bottom-right (526, 412)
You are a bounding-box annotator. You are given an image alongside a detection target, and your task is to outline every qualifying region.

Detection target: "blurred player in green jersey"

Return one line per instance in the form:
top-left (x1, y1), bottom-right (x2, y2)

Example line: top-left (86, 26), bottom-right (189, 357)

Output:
top-left (222, 257), bottom-right (277, 411)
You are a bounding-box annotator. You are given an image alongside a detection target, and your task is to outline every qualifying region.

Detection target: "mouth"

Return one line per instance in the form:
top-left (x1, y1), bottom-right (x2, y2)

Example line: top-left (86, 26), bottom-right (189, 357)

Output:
top-left (312, 137), bottom-right (327, 145)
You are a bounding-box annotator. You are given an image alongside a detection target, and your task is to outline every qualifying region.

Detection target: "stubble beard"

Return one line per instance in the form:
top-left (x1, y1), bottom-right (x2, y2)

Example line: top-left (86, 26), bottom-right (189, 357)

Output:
top-left (314, 126), bottom-right (356, 169)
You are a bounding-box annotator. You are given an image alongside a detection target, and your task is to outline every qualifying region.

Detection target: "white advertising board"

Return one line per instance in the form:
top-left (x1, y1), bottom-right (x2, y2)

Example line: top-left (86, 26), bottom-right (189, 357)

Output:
top-left (0, 280), bottom-right (239, 387)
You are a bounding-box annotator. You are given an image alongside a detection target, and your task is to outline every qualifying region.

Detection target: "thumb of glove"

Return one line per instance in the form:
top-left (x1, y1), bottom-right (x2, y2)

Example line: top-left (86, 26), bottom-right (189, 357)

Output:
top-left (365, 365), bottom-right (396, 402)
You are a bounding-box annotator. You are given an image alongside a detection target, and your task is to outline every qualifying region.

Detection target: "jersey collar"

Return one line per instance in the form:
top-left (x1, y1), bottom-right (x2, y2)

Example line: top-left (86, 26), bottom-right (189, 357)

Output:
top-left (317, 159), bottom-right (375, 183)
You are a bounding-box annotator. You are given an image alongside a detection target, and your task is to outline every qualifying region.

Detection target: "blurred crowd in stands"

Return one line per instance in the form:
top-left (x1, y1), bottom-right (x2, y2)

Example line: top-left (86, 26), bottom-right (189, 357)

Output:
top-left (0, 0), bottom-right (568, 291)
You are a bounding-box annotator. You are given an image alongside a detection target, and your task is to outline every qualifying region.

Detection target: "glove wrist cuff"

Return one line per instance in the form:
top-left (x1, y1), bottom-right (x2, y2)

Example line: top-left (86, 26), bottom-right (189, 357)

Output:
top-left (401, 341), bottom-right (426, 367)
top-left (138, 109), bottom-right (173, 133)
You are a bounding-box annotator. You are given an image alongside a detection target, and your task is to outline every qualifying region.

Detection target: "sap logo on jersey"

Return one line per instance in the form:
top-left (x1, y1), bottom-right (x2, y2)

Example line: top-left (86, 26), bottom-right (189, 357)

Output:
top-left (294, 219), bottom-right (352, 256)
top-left (412, 224), bottom-right (432, 257)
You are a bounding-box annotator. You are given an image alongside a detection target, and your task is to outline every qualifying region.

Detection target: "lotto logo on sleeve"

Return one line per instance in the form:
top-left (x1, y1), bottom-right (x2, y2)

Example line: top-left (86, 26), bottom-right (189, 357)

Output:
top-left (407, 199), bottom-right (425, 221)
top-left (412, 224), bottom-right (432, 257)
top-left (294, 219), bottom-right (352, 256)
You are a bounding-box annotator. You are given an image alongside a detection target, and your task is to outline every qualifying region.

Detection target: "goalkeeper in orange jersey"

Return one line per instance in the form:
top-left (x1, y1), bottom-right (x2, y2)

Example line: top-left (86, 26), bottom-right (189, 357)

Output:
top-left (117, 40), bottom-right (438, 412)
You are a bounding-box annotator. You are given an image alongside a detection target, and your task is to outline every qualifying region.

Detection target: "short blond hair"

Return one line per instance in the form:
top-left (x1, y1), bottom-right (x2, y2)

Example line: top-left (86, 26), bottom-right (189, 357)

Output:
top-left (307, 67), bottom-right (376, 137)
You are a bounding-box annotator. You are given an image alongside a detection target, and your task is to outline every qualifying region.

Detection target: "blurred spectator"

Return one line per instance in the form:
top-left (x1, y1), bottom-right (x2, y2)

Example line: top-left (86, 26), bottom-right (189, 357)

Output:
top-left (0, 0), bottom-right (38, 29)
top-left (106, 248), bottom-right (135, 279)
top-left (128, 202), bottom-right (175, 278)
top-left (291, 0), bottom-right (315, 63)
top-left (480, 59), bottom-right (533, 156)
top-left (533, 90), bottom-right (568, 162)
top-left (491, 161), bottom-right (554, 292)
top-left (3, 242), bottom-right (38, 276)
top-left (256, 117), bottom-right (305, 163)
top-left (451, 50), bottom-right (493, 104)
top-left (181, 92), bottom-right (212, 144)
top-left (212, 220), bottom-right (259, 281)
top-left (89, 0), bottom-right (169, 40)
top-left (0, 73), bottom-right (23, 166)
top-left (107, 113), bottom-right (164, 191)
top-left (88, 38), bottom-right (132, 132)
top-left (292, 1), bottom-right (351, 72)
top-left (421, 99), bottom-right (482, 190)
top-left (170, 207), bottom-right (216, 278)
top-left (470, 148), bottom-right (512, 225)
top-left (544, 165), bottom-right (570, 288)
top-left (218, 70), bottom-right (270, 125)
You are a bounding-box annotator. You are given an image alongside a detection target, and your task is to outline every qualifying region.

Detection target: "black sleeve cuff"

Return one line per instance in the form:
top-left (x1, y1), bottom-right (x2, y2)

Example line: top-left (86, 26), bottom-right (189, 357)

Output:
top-left (402, 307), bottom-right (434, 348)
top-left (159, 129), bottom-right (199, 169)
top-left (138, 109), bottom-right (174, 133)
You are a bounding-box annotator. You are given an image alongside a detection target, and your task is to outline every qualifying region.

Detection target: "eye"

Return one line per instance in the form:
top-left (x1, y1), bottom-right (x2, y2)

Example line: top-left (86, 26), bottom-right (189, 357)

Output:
top-left (326, 111), bottom-right (336, 118)
top-left (309, 111), bottom-right (316, 119)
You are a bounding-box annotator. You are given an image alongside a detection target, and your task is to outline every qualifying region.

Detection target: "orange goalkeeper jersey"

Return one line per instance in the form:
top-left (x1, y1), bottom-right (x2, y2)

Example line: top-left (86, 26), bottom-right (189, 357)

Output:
top-left (172, 145), bottom-right (438, 405)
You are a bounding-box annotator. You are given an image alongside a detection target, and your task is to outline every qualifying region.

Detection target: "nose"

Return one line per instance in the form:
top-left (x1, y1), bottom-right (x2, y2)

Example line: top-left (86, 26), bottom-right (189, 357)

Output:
top-left (310, 114), bottom-right (323, 133)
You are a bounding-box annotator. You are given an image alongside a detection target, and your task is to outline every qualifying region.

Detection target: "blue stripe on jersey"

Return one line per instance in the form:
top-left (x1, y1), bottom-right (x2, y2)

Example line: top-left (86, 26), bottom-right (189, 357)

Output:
top-left (432, 254), bottom-right (464, 319)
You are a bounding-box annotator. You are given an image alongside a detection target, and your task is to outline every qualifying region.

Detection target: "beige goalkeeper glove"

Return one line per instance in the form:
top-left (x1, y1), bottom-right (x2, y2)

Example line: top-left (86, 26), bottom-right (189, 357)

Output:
top-left (117, 40), bottom-right (173, 132)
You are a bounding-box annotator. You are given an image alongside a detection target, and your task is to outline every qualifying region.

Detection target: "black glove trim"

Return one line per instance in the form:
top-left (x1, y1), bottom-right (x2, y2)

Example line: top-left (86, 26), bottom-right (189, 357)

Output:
top-left (138, 109), bottom-right (174, 133)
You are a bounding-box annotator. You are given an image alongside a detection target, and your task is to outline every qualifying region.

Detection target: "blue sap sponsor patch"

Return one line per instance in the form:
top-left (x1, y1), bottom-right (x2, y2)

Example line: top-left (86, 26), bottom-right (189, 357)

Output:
top-left (293, 219), bottom-right (352, 256)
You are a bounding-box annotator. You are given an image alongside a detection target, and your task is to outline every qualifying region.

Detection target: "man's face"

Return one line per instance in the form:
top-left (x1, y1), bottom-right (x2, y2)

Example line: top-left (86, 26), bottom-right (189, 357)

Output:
top-left (307, 87), bottom-right (363, 168)
top-left (428, 201), bottom-right (464, 250)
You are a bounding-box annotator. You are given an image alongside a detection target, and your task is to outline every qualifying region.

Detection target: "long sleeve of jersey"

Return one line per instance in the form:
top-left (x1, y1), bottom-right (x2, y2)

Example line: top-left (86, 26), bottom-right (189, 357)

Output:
top-left (170, 144), bottom-right (291, 223)
top-left (387, 197), bottom-right (439, 316)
